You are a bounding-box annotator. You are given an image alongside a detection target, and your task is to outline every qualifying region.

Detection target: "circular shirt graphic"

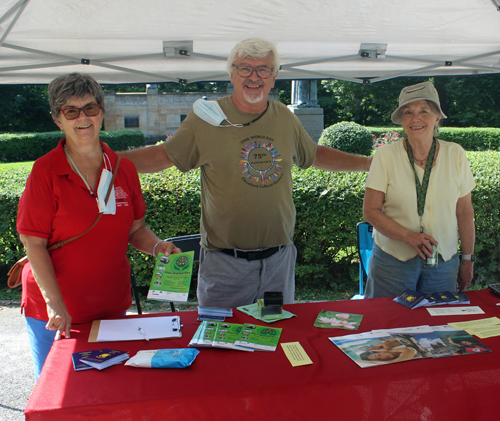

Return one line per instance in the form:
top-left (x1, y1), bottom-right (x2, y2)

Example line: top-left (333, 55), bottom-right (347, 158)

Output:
top-left (240, 141), bottom-right (282, 184)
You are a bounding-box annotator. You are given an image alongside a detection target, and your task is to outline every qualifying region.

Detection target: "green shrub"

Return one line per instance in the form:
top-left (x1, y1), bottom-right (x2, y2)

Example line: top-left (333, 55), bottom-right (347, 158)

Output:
top-left (319, 122), bottom-right (373, 156)
top-left (0, 130), bottom-right (145, 163)
top-left (1, 151), bottom-right (499, 295)
top-left (368, 127), bottom-right (500, 151)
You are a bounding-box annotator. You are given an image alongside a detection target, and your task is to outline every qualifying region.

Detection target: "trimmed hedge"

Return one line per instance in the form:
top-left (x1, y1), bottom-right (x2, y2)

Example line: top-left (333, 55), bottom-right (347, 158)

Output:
top-left (1, 151), bottom-right (499, 295)
top-left (0, 130), bottom-right (145, 163)
top-left (319, 122), bottom-right (373, 156)
top-left (369, 127), bottom-right (500, 151)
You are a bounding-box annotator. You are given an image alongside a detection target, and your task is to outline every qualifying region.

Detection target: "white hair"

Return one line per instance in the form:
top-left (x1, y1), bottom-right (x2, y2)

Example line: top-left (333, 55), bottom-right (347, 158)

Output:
top-left (227, 38), bottom-right (280, 75)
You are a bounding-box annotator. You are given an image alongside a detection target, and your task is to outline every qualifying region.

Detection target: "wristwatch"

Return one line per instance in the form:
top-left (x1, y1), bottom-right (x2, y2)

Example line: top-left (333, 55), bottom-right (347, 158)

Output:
top-left (461, 254), bottom-right (476, 263)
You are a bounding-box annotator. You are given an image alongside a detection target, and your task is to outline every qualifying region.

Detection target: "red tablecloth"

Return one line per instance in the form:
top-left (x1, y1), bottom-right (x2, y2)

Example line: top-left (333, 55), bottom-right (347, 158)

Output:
top-left (25, 289), bottom-right (500, 420)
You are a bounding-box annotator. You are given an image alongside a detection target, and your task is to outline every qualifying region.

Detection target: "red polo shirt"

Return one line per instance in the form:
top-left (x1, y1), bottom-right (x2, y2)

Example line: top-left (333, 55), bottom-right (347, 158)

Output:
top-left (17, 139), bottom-right (146, 324)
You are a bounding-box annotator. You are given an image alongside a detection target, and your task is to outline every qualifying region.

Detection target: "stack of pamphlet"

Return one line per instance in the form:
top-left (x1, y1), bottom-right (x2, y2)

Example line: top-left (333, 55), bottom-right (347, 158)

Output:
top-left (72, 348), bottom-right (129, 371)
top-left (197, 307), bottom-right (233, 322)
top-left (189, 321), bottom-right (282, 351)
top-left (329, 324), bottom-right (490, 368)
top-left (394, 289), bottom-right (469, 309)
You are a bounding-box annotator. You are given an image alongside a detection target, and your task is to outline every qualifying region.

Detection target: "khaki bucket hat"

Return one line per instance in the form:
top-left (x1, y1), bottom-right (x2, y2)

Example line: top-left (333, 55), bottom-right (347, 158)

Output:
top-left (391, 81), bottom-right (447, 124)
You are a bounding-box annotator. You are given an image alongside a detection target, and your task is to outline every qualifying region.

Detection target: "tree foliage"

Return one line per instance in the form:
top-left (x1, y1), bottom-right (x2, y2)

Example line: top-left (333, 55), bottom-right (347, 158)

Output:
top-left (2, 74), bottom-right (500, 134)
top-left (318, 74), bottom-right (500, 128)
top-left (0, 85), bottom-right (54, 133)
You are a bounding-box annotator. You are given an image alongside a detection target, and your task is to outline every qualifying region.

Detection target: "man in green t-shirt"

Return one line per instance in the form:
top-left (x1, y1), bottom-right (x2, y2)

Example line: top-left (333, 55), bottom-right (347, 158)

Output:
top-left (119, 38), bottom-right (371, 308)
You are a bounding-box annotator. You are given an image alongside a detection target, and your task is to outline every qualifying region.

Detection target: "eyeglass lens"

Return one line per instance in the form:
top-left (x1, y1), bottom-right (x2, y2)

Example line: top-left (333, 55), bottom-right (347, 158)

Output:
top-left (62, 104), bottom-right (100, 120)
top-left (235, 66), bottom-right (273, 79)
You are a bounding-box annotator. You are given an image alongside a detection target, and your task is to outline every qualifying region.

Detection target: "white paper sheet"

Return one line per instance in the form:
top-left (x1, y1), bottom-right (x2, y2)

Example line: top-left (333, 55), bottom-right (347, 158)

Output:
top-left (95, 316), bottom-right (181, 342)
top-left (426, 306), bottom-right (485, 316)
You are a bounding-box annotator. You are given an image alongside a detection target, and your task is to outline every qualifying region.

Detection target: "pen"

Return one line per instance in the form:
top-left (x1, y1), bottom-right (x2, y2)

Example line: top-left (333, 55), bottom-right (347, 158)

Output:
top-left (138, 327), bottom-right (150, 341)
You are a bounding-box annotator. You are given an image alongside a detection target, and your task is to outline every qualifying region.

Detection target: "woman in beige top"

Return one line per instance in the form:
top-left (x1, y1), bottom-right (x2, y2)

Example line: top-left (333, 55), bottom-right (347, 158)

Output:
top-left (363, 81), bottom-right (475, 298)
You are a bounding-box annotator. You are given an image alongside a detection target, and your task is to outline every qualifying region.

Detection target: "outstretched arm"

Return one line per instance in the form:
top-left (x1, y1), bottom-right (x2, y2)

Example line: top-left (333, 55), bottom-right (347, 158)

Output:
top-left (117, 144), bottom-right (174, 174)
top-left (312, 145), bottom-right (372, 172)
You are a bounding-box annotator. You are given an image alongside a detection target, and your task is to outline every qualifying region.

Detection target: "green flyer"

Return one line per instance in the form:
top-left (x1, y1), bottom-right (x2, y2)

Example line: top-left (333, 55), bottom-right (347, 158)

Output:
top-left (147, 251), bottom-right (194, 302)
top-left (234, 323), bottom-right (282, 351)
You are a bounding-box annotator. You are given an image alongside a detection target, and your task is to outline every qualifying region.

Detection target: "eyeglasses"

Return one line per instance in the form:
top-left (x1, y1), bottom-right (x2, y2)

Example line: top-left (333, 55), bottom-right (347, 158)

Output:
top-left (60, 103), bottom-right (101, 120)
top-left (232, 65), bottom-right (274, 79)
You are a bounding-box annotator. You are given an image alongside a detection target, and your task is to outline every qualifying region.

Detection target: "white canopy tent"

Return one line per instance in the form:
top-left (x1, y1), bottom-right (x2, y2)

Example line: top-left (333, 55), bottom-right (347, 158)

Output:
top-left (1, 0), bottom-right (500, 85)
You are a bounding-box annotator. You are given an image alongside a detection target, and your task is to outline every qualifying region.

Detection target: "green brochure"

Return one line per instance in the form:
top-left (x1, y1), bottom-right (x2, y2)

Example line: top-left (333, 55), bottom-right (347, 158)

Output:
top-left (147, 251), bottom-right (194, 302)
top-left (213, 322), bottom-right (254, 351)
top-left (237, 302), bottom-right (296, 323)
top-left (313, 310), bottom-right (363, 330)
top-left (234, 323), bottom-right (283, 351)
top-left (198, 321), bottom-right (219, 347)
top-left (188, 323), bottom-right (204, 347)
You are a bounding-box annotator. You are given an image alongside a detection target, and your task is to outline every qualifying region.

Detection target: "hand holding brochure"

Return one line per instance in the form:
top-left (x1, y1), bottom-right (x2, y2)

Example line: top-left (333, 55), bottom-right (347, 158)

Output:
top-left (148, 251), bottom-right (194, 302)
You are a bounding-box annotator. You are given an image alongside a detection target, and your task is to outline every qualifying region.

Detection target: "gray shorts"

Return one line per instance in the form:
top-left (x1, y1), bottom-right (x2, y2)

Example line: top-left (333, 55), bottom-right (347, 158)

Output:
top-left (197, 244), bottom-right (297, 308)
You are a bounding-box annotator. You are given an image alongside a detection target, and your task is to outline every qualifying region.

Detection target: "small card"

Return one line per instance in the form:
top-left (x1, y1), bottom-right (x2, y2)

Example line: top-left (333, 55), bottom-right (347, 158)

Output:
top-left (448, 317), bottom-right (500, 330)
top-left (465, 326), bottom-right (500, 339)
top-left (281, 342), bottom-right (313, 367)
top-left (147, 251), bottom-right (194, 302)
top-left (427, 306), bottom-right (485, 316)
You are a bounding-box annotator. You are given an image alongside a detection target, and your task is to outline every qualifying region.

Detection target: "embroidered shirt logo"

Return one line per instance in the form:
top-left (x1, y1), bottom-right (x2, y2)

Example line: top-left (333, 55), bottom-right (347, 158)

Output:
top-left (115, 187), bottom-right (129, 207)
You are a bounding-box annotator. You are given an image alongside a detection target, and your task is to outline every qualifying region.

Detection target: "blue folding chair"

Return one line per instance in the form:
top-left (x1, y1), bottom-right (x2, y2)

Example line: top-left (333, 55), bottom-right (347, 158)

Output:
top-left (356, 222), bottom-right (374, 296)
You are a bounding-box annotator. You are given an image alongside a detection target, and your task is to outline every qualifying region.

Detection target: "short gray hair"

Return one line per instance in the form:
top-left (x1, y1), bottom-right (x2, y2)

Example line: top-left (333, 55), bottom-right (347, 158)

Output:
top-left (48, 73), bottom-right (105, 119)
top-left (227, 38), bottom-right (280, 75)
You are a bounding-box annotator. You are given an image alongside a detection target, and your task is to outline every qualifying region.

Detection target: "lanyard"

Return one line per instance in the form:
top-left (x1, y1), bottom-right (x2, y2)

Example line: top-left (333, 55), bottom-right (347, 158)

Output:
top-left (241, 101), bottom-right (269, 126)
top-left (405, 137), bottom-right (437, 232)
top-left (64, 147), bottom-right (109, 203)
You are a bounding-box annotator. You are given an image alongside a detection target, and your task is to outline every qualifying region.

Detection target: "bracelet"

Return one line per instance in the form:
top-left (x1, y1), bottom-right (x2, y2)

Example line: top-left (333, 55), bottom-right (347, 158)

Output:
top-left (153, 240), bottom-right (165, 258)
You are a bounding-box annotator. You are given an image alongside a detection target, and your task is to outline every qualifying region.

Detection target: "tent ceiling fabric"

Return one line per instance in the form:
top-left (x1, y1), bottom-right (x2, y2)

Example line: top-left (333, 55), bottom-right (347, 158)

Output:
top-left (1, 0), bottom-right (500, 85)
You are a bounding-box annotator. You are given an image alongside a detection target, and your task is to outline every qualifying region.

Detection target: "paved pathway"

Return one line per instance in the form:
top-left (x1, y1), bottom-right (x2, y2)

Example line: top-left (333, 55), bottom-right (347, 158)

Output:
top-left (0, 303), bottom-right (33, 421)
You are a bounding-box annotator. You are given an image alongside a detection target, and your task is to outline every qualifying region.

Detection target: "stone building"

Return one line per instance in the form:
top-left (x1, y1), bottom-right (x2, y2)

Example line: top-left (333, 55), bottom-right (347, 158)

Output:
top-left (103, 84), bottom-right (279, 144)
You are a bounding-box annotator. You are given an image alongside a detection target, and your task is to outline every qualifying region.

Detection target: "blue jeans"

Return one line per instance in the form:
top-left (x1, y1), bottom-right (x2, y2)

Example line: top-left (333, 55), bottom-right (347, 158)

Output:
top-left (25, 317), bottom-right (56, 382)
top-left (365, 242), bottom-right (459, 298)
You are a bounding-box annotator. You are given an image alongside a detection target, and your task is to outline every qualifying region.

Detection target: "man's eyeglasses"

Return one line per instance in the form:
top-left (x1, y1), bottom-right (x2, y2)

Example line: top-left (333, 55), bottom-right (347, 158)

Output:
top-left (232, 65), bottom-right (274, 79)
top-left (60, 103), bottom-right (101, 120)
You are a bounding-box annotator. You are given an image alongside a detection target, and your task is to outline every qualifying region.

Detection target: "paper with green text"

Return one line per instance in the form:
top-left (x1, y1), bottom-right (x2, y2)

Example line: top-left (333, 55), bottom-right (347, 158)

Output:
top-left (147, 251), bottom-right (194, 302)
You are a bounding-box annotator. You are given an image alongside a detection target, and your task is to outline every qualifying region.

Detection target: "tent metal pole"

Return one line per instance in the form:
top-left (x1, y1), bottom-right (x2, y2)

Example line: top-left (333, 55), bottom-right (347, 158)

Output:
top-left (0, 0), bottom-right (30, 47)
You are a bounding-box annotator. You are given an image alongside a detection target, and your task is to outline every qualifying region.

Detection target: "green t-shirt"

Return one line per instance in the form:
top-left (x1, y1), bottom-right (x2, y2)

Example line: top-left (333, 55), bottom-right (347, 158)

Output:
top-left (164, 96), bottom-right (317, 250)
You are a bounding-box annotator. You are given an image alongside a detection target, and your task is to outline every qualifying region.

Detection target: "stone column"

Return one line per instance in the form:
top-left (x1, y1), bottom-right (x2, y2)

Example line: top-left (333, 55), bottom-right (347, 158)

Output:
top-left (288, 80), bottom-right (324, 143)
top-left (146, 84), bottom-right (160, 144)
top-left (103, 90), bottom-right (117, 131)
